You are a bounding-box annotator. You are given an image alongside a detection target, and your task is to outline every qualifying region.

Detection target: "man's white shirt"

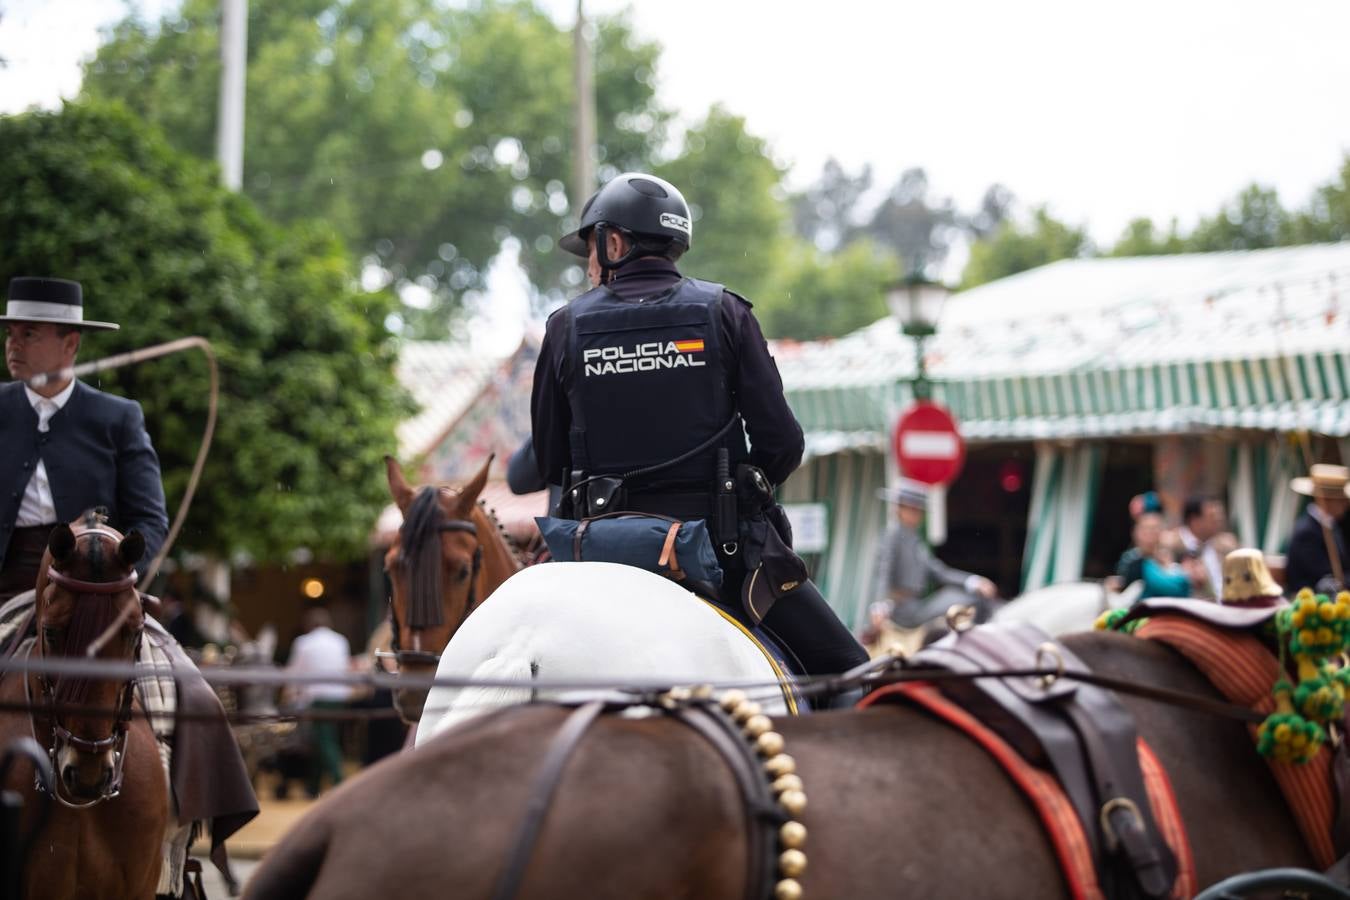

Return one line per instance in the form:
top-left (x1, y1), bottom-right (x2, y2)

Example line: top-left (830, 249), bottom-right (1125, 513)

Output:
top-left (15, 382), bottom-right (74, 527)
top-left (287, 625), bottom-right (353, 705)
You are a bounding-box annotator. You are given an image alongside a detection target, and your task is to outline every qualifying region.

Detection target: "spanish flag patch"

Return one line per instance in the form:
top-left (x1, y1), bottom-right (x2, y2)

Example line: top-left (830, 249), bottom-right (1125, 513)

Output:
top-left (673, 339), bottom-right (705, 353)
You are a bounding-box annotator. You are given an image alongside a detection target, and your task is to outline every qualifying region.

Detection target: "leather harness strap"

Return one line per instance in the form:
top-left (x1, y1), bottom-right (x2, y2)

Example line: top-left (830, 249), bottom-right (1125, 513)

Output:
top-left (490, 700), bottom-right (607, 900)
top-left (671, 704), bottom-right (785, 900)
top-left (489, 698), bottom-right (784, 900)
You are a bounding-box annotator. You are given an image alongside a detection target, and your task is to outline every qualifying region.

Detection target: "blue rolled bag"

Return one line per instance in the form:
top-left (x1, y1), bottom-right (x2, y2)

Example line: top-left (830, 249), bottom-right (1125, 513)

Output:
top-left (535, 512), bottom-right (723, 598)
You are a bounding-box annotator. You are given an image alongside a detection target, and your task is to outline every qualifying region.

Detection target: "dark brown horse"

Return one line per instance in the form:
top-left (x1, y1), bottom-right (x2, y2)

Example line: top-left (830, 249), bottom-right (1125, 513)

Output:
top-left (0, 513), bottom-right (168, 900)
top-left (383, 456), bottom-right (523, 722)
top-left (244, 628), bottom-right (1311, 899)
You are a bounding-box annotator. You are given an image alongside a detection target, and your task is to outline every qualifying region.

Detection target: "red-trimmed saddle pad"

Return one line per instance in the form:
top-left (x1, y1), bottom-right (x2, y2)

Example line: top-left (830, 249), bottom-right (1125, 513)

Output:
top-left (861, 682), bottom-right (1196, 900)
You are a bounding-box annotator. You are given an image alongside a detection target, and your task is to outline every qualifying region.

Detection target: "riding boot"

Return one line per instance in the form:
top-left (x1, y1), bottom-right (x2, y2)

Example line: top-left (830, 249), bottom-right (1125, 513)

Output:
top-left (760, 580), bottom-right (870, 678)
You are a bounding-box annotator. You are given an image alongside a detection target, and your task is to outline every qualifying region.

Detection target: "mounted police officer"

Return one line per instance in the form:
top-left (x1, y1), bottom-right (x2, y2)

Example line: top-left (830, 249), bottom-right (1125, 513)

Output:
top-left (531, 173), bottom-right (868, 693)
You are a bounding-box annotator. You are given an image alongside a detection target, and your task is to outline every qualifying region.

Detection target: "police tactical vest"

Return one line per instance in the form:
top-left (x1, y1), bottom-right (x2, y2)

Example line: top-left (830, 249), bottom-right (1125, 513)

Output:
top-left (564, 277), bottom-right (745, 487)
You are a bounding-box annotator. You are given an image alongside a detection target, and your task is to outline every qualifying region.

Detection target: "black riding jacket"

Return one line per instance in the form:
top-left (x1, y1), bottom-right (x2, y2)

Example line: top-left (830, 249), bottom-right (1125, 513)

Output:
top-left (531, 258), bottom-right (803, 495)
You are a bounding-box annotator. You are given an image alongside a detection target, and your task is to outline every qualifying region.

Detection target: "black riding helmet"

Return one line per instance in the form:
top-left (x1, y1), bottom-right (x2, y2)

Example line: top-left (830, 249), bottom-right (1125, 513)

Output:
top-left (559, 172), bottom-right (692, 271)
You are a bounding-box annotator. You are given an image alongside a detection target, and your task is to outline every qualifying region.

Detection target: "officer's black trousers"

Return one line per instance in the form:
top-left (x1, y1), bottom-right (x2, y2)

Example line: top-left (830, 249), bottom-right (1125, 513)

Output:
top-left (716, 558), bottom-right (869, 678)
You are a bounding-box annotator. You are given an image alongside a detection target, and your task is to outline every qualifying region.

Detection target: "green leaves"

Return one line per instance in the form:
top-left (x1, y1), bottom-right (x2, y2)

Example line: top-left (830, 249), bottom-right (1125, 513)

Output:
top-left (0, 101), bottom-right (411, 562)
top-left (961, 207), bottom-right (1092, 289)
top-left (81, 0), bottom-right (669, 310)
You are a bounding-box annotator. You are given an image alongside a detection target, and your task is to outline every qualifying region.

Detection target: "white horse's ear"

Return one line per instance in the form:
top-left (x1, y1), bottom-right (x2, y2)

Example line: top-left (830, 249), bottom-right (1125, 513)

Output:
top-left (453, 454), bottom-right (494, 514)
top-left (386, 455), bottom-right (415, 511)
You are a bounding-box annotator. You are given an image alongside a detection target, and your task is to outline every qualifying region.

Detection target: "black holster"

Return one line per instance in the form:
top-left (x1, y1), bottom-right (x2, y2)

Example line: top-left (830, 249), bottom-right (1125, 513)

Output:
top-left (560, 470), bottom-right (626, 519)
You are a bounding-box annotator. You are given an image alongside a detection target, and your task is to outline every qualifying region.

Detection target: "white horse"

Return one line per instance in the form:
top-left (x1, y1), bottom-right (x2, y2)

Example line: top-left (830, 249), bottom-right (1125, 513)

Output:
top-left (414, 561), bottom-right (791, 745)
top-left (992, 579), bottom-right (1142, 636)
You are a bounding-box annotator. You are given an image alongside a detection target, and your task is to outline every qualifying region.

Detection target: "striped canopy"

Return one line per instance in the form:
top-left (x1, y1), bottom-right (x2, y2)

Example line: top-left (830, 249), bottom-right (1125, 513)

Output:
top-left (775, 243), bottom-right (1350, 452)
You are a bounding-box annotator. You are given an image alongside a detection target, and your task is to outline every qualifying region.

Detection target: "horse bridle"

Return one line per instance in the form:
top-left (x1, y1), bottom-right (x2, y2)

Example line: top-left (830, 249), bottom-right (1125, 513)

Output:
top-left (28, 563), bottom-right (143, 809)
top-left (385, 517), bottom-right (484, 669)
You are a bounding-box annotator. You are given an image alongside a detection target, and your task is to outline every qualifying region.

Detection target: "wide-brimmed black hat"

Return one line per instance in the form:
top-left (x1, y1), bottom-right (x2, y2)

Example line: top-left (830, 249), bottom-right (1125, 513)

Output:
top-left (1, 277), bottom-right (119, 331)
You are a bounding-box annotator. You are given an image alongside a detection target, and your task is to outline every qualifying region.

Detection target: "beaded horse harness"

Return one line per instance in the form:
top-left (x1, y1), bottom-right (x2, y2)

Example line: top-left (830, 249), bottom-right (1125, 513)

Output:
top-left (488, 689), bottom-right (808, 900)
top-left (28, 546), bottom-right (143, 809)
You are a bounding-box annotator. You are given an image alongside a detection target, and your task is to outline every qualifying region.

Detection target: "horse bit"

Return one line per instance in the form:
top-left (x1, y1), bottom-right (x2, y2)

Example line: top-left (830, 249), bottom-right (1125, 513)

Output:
top-left (380, 516), bottom-right (483, 669)
top-left (26, 562), bottom-right (142, 809)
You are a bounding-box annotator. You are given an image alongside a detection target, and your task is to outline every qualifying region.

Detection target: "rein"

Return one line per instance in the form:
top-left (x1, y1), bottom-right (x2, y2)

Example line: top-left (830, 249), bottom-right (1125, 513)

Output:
top-left (850, 653), bottom-right (1269, 726)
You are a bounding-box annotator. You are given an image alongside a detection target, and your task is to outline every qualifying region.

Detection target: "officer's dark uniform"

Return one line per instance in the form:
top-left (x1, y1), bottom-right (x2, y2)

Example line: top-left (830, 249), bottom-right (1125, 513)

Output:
top-left (531, 255), bottom-right (869, 680)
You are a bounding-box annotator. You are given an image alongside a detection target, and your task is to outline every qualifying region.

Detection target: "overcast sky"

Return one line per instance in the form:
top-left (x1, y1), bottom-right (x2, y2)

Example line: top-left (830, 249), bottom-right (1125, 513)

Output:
top-left (4, 0), bottom-right (1349, 247)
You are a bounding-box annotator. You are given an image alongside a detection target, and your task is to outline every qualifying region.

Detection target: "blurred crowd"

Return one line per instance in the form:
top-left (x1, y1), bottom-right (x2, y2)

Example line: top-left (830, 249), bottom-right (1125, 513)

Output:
top-left (1107, 493), bottom-right (1237, 601)
top-left (163, 596), bottom-right (407, 801)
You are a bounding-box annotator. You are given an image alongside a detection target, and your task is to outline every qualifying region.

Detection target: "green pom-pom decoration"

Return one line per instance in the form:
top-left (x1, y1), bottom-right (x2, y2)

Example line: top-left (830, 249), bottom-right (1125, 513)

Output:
top-left (1294, 672), bottom-right (1345, 724)
top-left (1257, 711), bottom-right (1325, 764)
top-left (1095, 609), bottom-right (1143, 633)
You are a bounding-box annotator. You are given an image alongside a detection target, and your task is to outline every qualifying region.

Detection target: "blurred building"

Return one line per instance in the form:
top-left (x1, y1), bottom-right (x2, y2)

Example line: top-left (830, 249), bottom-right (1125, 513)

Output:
top-left (776, 243), bottom-right (1350, 627)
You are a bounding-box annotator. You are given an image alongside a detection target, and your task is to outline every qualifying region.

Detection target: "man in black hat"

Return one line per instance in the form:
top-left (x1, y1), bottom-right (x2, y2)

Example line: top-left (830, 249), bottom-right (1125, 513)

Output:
top-left (531, 173), bottom-right (868, 688)
top-left (1, 277), bottom-right (169, 600)
top-left (1285, 464), bottom-right (1350, 595)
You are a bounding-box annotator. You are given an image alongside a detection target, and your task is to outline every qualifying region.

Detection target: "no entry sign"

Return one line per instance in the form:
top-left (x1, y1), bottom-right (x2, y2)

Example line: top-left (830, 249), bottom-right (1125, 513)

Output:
top-left (892, 401), bottom-right (966, 486)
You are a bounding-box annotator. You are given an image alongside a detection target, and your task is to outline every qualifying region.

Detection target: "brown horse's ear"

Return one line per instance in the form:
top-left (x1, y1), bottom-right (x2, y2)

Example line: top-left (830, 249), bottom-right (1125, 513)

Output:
top-left (386, 455), bottom-right (415, 511)
top-left (119, 530), bottom-right (146, 569)
top-left (452, 454), bottom-right (494, 514)
top-left (48, 524), bottom-right (76, 564)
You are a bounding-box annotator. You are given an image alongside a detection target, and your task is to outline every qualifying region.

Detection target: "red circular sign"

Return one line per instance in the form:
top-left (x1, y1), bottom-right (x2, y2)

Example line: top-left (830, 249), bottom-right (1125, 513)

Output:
top-left (892, 401), bottom-right (966, 486)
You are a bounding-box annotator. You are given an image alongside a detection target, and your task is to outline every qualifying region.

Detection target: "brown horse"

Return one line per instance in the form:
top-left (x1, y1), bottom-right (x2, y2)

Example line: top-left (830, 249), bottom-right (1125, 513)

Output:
top-left (383, 456), bottom-right (523, 723)
top-left (245, 628), bottom-right (1312, 898)
top-left (0, 513), bottom-right (168, 900)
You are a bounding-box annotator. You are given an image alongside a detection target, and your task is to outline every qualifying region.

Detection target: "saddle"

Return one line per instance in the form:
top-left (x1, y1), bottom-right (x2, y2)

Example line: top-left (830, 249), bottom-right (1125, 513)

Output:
top-left (909, 621), bottom-right (1179, 900)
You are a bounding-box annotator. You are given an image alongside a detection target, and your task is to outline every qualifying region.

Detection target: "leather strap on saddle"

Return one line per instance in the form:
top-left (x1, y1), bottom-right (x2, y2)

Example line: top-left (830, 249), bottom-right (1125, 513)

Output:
top-left (912, 622), bottom-right (1177, 900)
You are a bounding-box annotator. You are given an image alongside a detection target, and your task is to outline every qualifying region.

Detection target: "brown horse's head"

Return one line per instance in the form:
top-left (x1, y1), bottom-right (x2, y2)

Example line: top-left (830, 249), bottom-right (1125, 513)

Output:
top-left (34, 510), bottom-right (146, 804)
top-left (383, 456), bottom-right (519, 723)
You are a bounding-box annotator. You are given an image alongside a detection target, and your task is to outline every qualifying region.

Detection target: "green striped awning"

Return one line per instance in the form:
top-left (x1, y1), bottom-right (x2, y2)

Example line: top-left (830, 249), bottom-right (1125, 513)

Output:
top-left (774, 245), bottom-right (1350, 450)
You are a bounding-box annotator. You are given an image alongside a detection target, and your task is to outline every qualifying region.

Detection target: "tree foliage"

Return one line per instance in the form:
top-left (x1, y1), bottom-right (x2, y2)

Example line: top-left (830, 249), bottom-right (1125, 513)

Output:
top-left (759, 240), bottom-right (899, 341)
top-left (1289, 157), bottom-right (1350, 244)
top-left (858, 167), bottom-right (959, 274)
top-left (82, 0), bottom-right (668, 317)
top-left (655, 105), bottom-right (790, 305)
top-left (1108, 217), bottom-right (1187, 257)
top-left (961, 207), bottom-right (1091, 288)
top-left (0, 101), bottom-right (410, 562)
top-left (791, 158), bottom-right (873, 253)
top-left (1186, 184), bottom-right (1289, 252)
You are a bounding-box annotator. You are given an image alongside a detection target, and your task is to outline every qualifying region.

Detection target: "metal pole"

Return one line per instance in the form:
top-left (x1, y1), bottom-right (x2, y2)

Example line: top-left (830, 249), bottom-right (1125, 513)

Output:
top-left (217, 0), bottom-right (248, 191)
top-left (571, 0), bottom-right (596, 211)
top-left (911, 334), bottom-right (931, 400)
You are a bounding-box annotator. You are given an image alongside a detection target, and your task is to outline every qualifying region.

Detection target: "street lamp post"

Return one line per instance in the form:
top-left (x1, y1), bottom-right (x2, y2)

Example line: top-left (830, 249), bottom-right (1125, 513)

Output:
top-left (886, 272), bottom-right (951, 400)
